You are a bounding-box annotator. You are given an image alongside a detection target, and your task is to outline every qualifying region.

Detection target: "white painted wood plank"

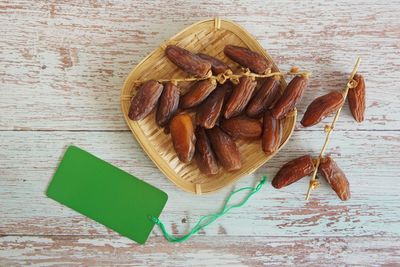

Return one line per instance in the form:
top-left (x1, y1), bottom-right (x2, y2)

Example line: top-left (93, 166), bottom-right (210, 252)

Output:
top-left (0, 0), bottom-right (399, 130)
top-left (0, 235), bottom-right (399, 266)
top-left (1, 130), bottom-right (399, 237)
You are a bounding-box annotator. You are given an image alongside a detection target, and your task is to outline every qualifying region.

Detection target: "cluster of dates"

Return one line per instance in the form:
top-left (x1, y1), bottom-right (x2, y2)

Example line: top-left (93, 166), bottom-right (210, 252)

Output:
top-left (128, 44), bottom-right (308, 175)
top-left (271, 72), bottom-right (366, 201)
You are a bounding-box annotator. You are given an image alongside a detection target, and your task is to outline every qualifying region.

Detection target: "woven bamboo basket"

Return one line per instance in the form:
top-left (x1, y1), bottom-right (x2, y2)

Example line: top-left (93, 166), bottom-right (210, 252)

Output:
top-left (120, 18), bottom-right (297, 195)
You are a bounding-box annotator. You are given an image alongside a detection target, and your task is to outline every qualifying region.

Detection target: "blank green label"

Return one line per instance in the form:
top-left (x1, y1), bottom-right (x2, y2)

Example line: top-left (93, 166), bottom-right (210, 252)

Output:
top-left (46, 145), bottom-right (168, 244)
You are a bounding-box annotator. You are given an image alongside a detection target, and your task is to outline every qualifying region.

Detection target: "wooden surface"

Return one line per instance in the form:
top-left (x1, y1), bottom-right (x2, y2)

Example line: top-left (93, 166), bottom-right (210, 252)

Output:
top-left (1, 0), bottom-right (399, 266)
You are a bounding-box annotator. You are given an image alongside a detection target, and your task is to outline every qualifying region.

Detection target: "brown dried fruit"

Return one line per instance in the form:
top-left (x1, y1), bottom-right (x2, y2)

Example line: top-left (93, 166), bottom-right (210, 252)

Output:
top-left (128, 80), bottom-right (163, 121)
top-left (272, 155), bottom-right (315, 189)
top-left (196, 83), bottom-right (231, 129)
top-left (301, 91), bottom-right (344, 127)
top-left (262, 111), bottom-right (282, 154)
top-left (220, 116), bottom-right (262, 140)
top-left (224, 45), bottom-right (271, 74)
top-left (318, 156), bottom-right (350, 201)
top-left (222, 81), bottom-right (234, 102)
top-left (195, 127), bottom-right (219, 175)
top-left (207, 126), bottom-right (241, 171)
top-left (197, 53), bottom-right (230, 75)
top-left (223, 76), bottom-right (257, 119)
top-left (169, 113), bottom-right (196, 163)
top-left (271, 75), bottom-right (308, 119)
top-left (165, 45), bottom-right (211, 78)
top-left (246, 76), bottom-right (280, 118)
top-left (348, 73), bottom-right (365, 122)
top-left (180, 79), bottom-right (217, 109)
top-left (156, 82), bottom-right (180, 127)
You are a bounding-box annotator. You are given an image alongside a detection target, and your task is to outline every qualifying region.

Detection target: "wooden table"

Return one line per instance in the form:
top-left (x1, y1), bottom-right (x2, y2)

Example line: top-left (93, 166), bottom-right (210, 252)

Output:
top-left (1, 1), bottom-right (399, 265)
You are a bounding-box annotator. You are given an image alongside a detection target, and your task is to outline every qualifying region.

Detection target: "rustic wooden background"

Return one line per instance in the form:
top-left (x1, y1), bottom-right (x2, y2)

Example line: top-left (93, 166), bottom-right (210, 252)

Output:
top-left (1, 0), bottom-right (400, 266)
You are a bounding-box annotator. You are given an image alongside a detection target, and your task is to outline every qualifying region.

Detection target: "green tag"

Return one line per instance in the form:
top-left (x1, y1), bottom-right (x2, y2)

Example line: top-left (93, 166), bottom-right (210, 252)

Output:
top-left (46, 145), bottom-right (168, 244)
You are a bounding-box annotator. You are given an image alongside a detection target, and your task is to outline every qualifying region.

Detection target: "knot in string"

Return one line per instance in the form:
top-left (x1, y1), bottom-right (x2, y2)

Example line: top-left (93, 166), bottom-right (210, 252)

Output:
top-left (242, 68), bottom-right (251, 76)
top-left (347, 79), bottom-right (358, 89)
top-left (324, 125), bottom-right (333, 133)
top-left (310, 179), bottom-right (320, 189)
top-left (290, 66), bottom-right (299, 73)
top-left (264, 68), bottom-right (272, 75)
top-left (229, 76), bottom-right (240, 84)
top-left (215, 69), bottom-right (233, 84)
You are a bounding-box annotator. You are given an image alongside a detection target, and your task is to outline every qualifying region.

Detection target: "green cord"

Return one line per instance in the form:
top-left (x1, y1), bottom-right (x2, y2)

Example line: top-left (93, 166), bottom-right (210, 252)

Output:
top-left (149, 176), bottom-right (267, 243)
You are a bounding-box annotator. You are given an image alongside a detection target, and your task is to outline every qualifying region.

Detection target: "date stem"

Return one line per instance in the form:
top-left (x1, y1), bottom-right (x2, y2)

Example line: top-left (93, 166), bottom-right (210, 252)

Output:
top-left (130, 68), bottom-right (311, 86)
top-left (225, 67), bottom-right (310, 84)
top-left (305, 57), bottom-right (361, 200)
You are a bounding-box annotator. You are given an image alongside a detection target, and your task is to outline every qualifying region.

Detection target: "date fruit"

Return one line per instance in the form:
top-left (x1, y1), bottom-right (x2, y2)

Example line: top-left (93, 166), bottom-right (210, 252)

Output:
top-left (301, 91), bottom-right (344, 127)
top-left (348, 73), bottom-right (365, 122)
top-left (180, 79), bottom-right (217, 109)
top-left (197, 53), bottom-right (230, 75)
top-left (156, 82), bottom-right (180, 127)
top-left (262, 111), bottom-right (282, 154)
top-left (271, 75), bottom-right (308, 119)
top-left (169, 113), bottom-right (196, 163)
top-left (207, 126), bottom-right (241, 171)
top-left (129, 80), bottom-right (163, 121)
top-left (220, 116), bottom-right (262, 140)
top-left (165, 45), bottom-right (211, 78)
top-left (246, 76), bottom-right (280, 118)
top-left (318, 156), bottom-right (350, 201)
top-left (224, 45), bottom-right (271, 74)
top-left (195, 127), bottom-right (219, 175)
top-left (223, 76), bottom-right (257, 119)
top-left (196, 83), bottom-right (231, 128)
top-left (272, 155), bottom-right (315, 189)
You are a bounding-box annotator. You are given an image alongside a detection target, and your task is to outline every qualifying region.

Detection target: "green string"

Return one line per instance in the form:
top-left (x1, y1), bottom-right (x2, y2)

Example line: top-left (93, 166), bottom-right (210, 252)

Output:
top-left (149, 176), bottom-right (267, 243)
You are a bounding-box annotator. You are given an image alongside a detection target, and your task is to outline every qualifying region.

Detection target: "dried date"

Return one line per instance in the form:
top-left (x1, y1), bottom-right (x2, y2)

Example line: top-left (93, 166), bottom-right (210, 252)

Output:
top-left (169, 113), bottom-right (196, 163)
top-left (246, 76), bottom-right (280, 118)
top-left (195, 127), bottom-right (219, 175)
top-left (223, 76), bottom-right (257, 119)
top-left (348, 73), bottom-right (365, 122)
top-left (301, 91), bottom-right (344, 127)
top-left (196, 83), bottom-right (231, 128)
top-left (207, 126), bottom-right (241, 171)
top-left (272, 155), bottom-right (315, 189)
top-left (128, 80), bottom-right (163, 121)
top-left (165, 45), bottom-right (211, 78)
top-left (262, 111), bottom-right (282, 154)
top-left (197, 53), bottom-right (231, 75)
top-left (270, 75), bottom-right (308, 119)
top-left (156, 81), bottom-right (180, 127)
top-left (220, 116), bottom-right (262, 140)
top-left (318, 156), bottom-right (350, 201)
top-left (224, 45), bottom-right (271, 74)
top-left (180, 79), bottom-right (217, 109)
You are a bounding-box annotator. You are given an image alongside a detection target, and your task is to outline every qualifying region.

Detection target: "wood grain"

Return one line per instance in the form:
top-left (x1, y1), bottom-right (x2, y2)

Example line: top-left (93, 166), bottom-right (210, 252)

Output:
top-left (1, 0), bottom-right (400, 265)
top-left (1, 236), bottom-right (399, 266)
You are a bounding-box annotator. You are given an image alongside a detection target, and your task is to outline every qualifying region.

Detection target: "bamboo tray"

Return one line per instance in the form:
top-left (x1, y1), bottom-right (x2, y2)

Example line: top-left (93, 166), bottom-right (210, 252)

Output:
top-left (120, 18), bottom-right (296, 195)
